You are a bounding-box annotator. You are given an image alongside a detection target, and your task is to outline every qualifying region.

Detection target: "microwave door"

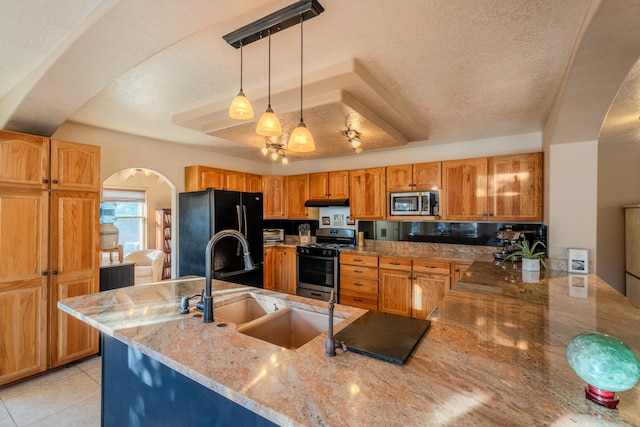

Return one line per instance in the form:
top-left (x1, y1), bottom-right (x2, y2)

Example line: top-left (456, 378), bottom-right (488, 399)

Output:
top-left (391, 194), bottom-right (419, 215)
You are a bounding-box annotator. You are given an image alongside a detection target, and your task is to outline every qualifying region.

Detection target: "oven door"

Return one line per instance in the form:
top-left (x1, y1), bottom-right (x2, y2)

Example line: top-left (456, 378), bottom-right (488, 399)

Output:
top-left (296, 253), bottom-right (338, 296)
top-left (390, 192), bottom-right (420, 215)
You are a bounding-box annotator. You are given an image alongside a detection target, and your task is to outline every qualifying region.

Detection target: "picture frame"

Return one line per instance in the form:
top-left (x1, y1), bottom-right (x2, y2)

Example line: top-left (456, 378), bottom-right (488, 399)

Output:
top-left (321, 216), bottom-right (330, 226)
top-left (346, 216), bottom-right (355, 226)
top-left (333, 214), bottom-right (344, 226)
top-left (569, 275), bottom-right (589, 298)
top-left (568, 248), bottom-right (589, 274)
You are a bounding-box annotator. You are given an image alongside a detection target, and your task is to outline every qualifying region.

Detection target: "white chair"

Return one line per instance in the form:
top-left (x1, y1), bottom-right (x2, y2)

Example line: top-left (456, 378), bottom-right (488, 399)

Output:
top-left (124, 249), bottom-right (165, 285)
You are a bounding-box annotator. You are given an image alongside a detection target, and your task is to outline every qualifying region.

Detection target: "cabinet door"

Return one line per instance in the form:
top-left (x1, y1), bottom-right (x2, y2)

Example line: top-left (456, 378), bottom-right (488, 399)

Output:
top-left (285, 174), bottom-right (309, 219)
top-left (488, 153), bottom-right (543, 221)
top-left (386, 164), bottom-right (413, 192)
top-left (412, 273), bottom-right (450, 319)
top-left (224, 171), bottom-right (247, 192)
top-left (272, 247), bottom-right (296, 294)
top-left (349, 168), bottom-right (386, 219)
top-left (262, 176), bottom-right (286, 219)
top-left (200, 167), bottom-right (224, 190)
top-left (247, 174), bottom-right (263, 193)
top-left (0, 189), bottom-right (48, 386)
top-left (263, 247), bottom-right (274, 290)
top-left (49, 191), bottom-right (99, 368)
top-left (441, 158), bottom-right (488, 221)
top-left (0, 130), bottom-right (49, 190)
top-left (309, 173), bottom-right (329, 199)
top-left (328, 170), bottom-right (349, 199)
top-left (413, 162), bottom-right (441, 191)
top-left (50, 139), bottom-right (100, 192)
top-left (379, 268), bottom-right (412, 316)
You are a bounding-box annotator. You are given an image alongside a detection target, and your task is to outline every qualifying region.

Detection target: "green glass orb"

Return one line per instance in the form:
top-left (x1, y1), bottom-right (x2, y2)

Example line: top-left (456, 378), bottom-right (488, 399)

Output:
top-left (567, 332), bottom-right (640, 392)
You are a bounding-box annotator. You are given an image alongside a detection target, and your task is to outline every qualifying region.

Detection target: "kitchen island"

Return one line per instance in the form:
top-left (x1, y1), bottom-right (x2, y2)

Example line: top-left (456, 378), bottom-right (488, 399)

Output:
top-left (58, 263), bottom-right (640, 426)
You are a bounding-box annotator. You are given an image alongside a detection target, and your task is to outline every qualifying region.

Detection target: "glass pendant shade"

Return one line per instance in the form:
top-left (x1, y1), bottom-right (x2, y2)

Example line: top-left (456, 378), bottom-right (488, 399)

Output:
top-left (288, 121), bottom-right (315, 152)
top-left (256, 107), bottom-right (282, 137)
top-left (229, 90), bottom-right (254, 120)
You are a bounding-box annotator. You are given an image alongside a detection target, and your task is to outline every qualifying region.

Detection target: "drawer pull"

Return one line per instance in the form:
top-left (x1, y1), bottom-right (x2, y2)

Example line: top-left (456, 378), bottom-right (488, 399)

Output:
top-left (424, 266), bottom-right (437, 269)
top-left (353, 298), bottom-right (363, 302)
top-left (353, 258), bottom-right (363, 262)
top-left (354, 269), bottom-right (363, 274)
top-left (354, 283), bottom-right (363, 287)
top-left (390, 262), bottom-right (401, 265)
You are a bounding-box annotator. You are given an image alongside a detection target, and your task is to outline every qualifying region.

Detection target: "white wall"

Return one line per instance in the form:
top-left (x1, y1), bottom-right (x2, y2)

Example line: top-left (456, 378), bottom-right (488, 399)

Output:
top-left (547, 140), bottom-right (598, 271)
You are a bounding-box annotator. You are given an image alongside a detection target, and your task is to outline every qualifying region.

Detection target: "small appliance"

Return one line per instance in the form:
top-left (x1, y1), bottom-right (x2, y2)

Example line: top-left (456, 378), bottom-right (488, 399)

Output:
top-left (389, 191), bottom-right (439, 216)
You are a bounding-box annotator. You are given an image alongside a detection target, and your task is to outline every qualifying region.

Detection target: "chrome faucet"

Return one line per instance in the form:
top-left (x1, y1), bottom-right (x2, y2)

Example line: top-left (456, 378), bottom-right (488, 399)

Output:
top-left (203, 229), bottom-right (255, 323)
top-left (326, 290), bottom-right (347, 357)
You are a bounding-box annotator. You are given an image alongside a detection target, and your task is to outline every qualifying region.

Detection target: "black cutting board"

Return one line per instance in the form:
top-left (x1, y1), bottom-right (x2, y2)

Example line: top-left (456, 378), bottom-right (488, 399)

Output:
top-left (334, 310), bottom-right (431, 365)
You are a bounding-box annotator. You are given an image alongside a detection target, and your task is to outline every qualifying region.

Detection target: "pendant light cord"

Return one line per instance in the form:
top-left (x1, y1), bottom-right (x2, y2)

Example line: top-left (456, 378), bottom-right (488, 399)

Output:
top-left (299, 14), bottom-right (304, 122)
top-left (267, 30), bottom-right (272, 108)
top-left (239, 42), bottom-right (244, 91)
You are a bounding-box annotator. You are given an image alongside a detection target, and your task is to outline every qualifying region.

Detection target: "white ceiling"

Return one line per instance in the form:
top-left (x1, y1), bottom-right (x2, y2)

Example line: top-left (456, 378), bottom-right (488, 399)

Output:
top-left (1, 0), bottom-right (639, 163)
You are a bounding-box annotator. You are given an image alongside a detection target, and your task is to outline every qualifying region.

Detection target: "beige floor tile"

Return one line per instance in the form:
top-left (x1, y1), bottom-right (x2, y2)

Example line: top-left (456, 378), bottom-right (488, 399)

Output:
top-left (2, 371), bottom-right (100, 426)
top-left (0, 366), bottom-right (83, 401)
top-left (76, 356), bottom-right (102, 385)
top-left (25, 394), bottom-right (100, 427)
top-left (0, 400), bottom-right (17, 427)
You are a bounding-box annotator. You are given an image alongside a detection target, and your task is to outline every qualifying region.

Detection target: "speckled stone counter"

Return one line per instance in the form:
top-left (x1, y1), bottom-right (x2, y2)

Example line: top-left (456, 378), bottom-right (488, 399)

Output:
top-left (341, 240), bottom-right (497, 263)
top-left (58, 264), bottom-right (640, 426)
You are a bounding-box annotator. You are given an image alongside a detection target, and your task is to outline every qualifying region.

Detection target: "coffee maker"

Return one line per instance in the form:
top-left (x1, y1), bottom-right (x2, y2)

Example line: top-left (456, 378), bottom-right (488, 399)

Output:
top-left (493, 228), bottom-right (531, 261)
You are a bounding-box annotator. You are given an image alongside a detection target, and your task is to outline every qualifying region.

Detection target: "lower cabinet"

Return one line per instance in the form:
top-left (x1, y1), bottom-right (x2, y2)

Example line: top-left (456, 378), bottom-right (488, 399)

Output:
top-left (378, 257), bottom-right (412, 316)
top-left (339, 254), bottom-right (379, 310)
top-left (265, 246), bottom-right (296, 295)
top-left (453, 262), bottom-right (472, 285)
top-left (411, 260), bottom-right (451, 318)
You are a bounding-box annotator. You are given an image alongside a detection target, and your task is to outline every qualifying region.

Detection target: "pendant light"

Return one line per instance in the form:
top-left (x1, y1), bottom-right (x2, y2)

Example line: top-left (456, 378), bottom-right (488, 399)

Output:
top-left (256, 30), bottom-right (283, 137)
top-left (287, 14), bottom-right (316, 153)
top-left (228, 42), bottom-right (254, 120)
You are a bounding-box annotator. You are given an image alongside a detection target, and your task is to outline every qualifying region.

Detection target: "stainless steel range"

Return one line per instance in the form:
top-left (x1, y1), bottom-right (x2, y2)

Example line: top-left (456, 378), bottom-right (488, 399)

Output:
top-left (296, 228), bottom-right (356, 302)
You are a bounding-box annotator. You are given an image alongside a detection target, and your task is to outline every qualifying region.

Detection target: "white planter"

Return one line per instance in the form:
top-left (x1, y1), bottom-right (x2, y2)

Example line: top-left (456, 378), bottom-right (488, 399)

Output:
top-left (521, 257), bottom-right (540, 272)
top-left (522, 270), bottom-right (540, 283)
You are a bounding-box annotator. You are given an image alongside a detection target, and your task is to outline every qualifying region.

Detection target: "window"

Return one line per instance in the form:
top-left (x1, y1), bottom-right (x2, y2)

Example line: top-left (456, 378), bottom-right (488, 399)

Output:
top-left (102, 188), bottom-right (147, 255)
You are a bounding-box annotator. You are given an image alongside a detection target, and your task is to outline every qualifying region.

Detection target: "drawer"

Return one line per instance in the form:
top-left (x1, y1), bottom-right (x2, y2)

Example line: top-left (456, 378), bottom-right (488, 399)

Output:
top-left (340, 253), bottom-right (378, 268)
top-left (379, 257), bottom-right (411, 271)
top-left (340, 291), bottom-right (378, 310)
top-left (413, 259), bottom-right (451, 276)
top-left (341, 264), bottom-right (379, 280)
top-left (341, 276), bottom-right (379, 294)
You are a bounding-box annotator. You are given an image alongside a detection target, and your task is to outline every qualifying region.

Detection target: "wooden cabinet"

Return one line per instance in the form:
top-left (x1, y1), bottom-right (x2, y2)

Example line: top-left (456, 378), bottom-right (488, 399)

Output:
top-left (271, 246), bottom-right (296, 295)
top-left (441, 157), bottom-right (488, 221)
top-left (411, 259), bottom-right (451, 318)
top-left (378, 257), bottom-right (412, 316)
top-left (0, 130), bottom-right (49, 190)
top-left (247, 173), bottom-right (263, 193)
top-left (0, 189), bottom-right (49, 385)
top-left (285, 174), bottom-right (309, 219)
top-left (263, 247), bottom-right (274, 290)
top-left (0, 132), bottom-right (100, 385)
top-left (340, 253), bottom-right (379, 310)
top-left (184, 165), bottom-right (249, 192)
top-left (488, 153), bottom-right (543, 221)
top-left (309, 170), bottom-right (349, 200)
top-left (453, 262), bottom-right (472, 285)
top-left (349, 167), bottom-right (386, 219)
top-left (49, 191), bottom-right (100, 368)
top-left (386, 162), bottom-right (441, 192)
top-left (262, 175), bottom-right (286, 219)
top-left (156, 209), bottom-right (172, 280)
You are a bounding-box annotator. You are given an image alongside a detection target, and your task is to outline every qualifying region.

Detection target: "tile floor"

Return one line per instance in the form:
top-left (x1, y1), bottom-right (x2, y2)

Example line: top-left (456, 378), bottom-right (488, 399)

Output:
top-left (0, 356), bottom-right (101, 427)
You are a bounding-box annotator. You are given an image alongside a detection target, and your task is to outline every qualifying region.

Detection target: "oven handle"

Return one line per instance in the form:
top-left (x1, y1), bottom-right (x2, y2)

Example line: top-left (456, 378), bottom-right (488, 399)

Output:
top-left (297, 254), bottom-right (338, 262)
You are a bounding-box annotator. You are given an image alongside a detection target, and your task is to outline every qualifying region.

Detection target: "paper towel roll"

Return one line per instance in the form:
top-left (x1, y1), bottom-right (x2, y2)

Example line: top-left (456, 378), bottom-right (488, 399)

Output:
top-left (358, 231), bottom-right (365, 247)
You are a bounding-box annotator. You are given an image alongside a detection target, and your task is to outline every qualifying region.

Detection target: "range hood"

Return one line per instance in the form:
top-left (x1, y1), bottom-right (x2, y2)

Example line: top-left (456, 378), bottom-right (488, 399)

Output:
top-left (304, 198), bottom-right (349, 208)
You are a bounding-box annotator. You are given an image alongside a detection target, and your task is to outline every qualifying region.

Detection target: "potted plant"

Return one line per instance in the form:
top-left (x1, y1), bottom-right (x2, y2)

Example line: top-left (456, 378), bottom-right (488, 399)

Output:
top-left (503, 240), bottom-right (548, 272)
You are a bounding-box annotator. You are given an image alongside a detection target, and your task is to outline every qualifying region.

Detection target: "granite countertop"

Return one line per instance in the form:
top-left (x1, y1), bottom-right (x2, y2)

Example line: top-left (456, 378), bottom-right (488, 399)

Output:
top-left (58, 264), bottom-right (640, 426)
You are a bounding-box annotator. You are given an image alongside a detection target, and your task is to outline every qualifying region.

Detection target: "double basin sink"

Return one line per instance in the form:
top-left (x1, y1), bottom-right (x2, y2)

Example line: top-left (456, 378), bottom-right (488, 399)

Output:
top-left (213, 293), bottom-right (345, 350)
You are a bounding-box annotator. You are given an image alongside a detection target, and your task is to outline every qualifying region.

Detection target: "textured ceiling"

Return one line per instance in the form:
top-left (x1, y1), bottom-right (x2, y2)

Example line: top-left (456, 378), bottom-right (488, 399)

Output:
top-left (1, 0), bottom-right (639, 163)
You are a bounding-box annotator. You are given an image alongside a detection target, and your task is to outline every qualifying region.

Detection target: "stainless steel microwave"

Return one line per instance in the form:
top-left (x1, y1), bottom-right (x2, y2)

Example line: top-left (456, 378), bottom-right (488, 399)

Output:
top-left (389, 192), bottom-right (438, 216)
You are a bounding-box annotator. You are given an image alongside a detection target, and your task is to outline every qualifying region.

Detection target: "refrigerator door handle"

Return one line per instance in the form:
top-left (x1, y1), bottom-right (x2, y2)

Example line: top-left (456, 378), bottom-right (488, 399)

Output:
top-left (242, 204), bottom-right (248, 237)
top-left (236, 204), bottom-right (243, 256)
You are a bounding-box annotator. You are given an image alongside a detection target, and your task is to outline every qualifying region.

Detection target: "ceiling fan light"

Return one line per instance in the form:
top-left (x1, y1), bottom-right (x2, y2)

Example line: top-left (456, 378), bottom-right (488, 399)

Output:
top-left (288, 121), bottom-right (316, 152)
top-left (350, 138), bottom-right (361, 149)
top-left (281, 155), bottom-right (289, 165)
top-left (261, 146), bottom-right (269, 156)
top-left (256, 107), bottom-right (282, 136)
top-left (229, 90), bottom-right (254, 120)
top-left (270, 151), bottom-right (279, 161)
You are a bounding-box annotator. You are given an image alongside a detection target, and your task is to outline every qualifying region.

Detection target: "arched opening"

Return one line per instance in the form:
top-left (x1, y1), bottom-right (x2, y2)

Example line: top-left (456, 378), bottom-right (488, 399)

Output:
top-left (101, 167), bottom-right (177, 280)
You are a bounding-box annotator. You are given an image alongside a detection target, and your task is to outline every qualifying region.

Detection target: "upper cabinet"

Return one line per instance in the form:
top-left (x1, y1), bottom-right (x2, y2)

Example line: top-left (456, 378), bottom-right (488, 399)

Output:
top-left (309, 170), bottom-right (349, 200)
top-left (285, 174), bottom-right (309, 219)
top-left (387, 162), bottom-right (441, 192)
top-left (0, 130), bottom-right (49, 190)
top-left (50, 139), bottom-right (101, 192)
top-left (488, 153), bottom-right (543, 221)
top-left (441, 157), bottom-right (488, 221)
top-left (262, 175), bottom-right (286, 219)
top-left (184, 165), bottom-right (249, 192)
top-left (349, 167), bottom-right (386, 219)
top-left (247, 173), bottom-right (263, 193)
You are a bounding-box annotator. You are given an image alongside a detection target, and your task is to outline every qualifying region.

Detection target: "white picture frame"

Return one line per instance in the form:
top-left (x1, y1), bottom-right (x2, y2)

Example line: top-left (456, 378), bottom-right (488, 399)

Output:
top-left (568, 248), bottom-right (589, 274)
top-left (333, 214), bottom-right (344, 226)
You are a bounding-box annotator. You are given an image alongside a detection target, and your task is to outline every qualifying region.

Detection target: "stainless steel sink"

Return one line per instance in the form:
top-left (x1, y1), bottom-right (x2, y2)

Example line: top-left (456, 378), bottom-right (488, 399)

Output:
top-left (214, 295), bottom-right (276, 325)
top-left (236, 306), bottom-right (343, 349)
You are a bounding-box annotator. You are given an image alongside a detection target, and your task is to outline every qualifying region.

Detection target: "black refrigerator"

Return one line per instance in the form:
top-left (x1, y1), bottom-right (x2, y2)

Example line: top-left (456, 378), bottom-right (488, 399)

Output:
top-left (178, 189), bottom-right (263, 288)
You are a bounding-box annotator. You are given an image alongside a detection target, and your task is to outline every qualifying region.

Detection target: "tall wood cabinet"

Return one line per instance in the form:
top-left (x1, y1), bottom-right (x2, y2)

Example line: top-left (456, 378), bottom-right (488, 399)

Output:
top-left (156, 209), bottom-right (172, 280)
top-left (441, 157), bottom-right (488, 221)
top-left (0, 130), bottom-right (100, 385)
top-left (285, 174), bottom-right (309, 219)
top-left (262, 175), bottom-right (286, 219)
top-left (349, 167), bottom-right (386, 219)
top-left (488, 153), bottom-right (543, 221)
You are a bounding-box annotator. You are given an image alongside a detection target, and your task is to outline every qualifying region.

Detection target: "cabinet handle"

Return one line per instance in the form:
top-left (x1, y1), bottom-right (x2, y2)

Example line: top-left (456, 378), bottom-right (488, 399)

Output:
top-left (424, 266), bottom-right (436, 269)
top-left (354, 283), bottom-right (363, 287)
top-left (52, 179), bottom-right (58, 184)
top-left (52, 271), bottom-right (58, 275)
top-left (42, 271), bottom-right (48, 276)
top-left (42, 179), bottom-right (49, 184)
top-left (354, 270), bottom-right (363, 274)
top-left (353, 258), bottom-right (363, 262)
top-left (353, 298), bottom-right (363, 302)
top-left (390, 262), bottom-right (401, 265)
